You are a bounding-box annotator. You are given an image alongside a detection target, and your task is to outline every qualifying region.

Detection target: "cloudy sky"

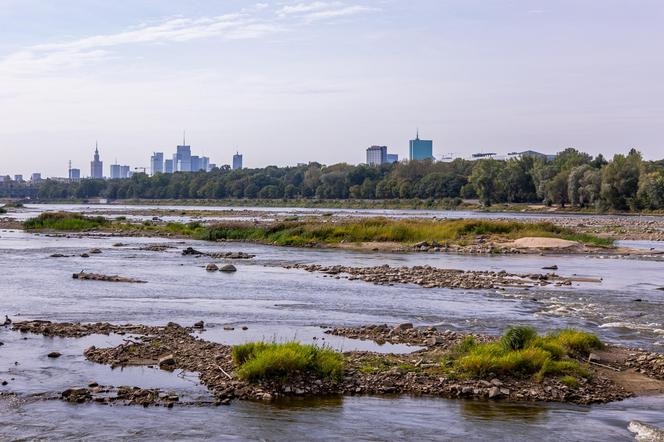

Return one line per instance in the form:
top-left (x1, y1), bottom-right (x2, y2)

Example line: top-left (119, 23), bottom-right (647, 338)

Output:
top-left (1, 0), bottom-right (663, 177)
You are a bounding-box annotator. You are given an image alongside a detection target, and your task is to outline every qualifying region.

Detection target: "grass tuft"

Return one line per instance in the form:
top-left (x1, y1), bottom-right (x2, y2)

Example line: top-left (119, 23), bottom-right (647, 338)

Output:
top-left (232, 341), bottom-right (344, 383)
top-left (445, 327), bottom-right (601, 383)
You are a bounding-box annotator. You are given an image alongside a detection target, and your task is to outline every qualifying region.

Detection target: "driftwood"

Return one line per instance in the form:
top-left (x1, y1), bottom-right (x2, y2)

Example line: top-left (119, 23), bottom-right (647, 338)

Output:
top-left (72, 272), bottom-right (146, 283)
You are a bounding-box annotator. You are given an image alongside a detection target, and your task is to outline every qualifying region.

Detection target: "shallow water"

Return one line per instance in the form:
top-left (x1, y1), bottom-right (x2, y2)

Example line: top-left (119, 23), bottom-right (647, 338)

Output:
top-left (2, 227), bottom-right (664, 440)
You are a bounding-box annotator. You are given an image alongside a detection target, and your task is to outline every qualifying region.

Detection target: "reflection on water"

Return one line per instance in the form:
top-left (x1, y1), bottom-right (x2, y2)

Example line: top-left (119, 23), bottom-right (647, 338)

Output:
top-left (460, 399), bottom-right (550, 421)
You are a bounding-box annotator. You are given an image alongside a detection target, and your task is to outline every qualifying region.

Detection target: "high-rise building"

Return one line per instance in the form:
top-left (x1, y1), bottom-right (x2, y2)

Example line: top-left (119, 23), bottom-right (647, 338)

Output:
top-left (69, 169), bottom-right (80, 182)
top-left (14, 174), bottom-right (24, 182)
top-left (366, 145), bottom-right (387, 166)
top-left (150, 152), bottom-right (164, 175)
top-left (173, 134), bottom-right (192, 172)
top-left (409, 131), bottom-right (433, 161)
top-left (201, 156), bottom-right (210, 172)
top-left (191, 155), bottom-right (201, 172)
top-left (387, 154), bottom-right (399, 163)
top-left (164, 159), bottom-right (174, 174)
top-left (90, 142), bottom-right (104, 178)
top-left (232, 152), bottom-right (243, 170)
top-left (110, 164), bottom-right (131, 179)
top-left (110, 164), bottom-right (121, 179)
top-left (30, 173), bottom-right (42, 182)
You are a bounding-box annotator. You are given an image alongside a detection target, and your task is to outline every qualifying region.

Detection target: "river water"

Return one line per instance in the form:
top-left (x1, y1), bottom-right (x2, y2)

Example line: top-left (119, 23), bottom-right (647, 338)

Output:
top-left (2, 205), bottom-right (664, 440)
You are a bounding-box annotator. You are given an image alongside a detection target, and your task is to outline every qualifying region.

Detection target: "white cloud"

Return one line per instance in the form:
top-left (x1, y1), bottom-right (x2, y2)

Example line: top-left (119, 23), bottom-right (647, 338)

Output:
top-left (277, 1), bottom-right (375, 22)
top-left (0, 3), bottom-right (374, 76)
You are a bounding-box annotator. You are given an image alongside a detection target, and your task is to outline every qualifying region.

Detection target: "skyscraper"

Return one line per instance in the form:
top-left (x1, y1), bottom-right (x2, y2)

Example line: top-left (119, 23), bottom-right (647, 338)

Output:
top-left (366, 145), bottom-right (387, 166)
top-left (69, 169), bottom-right (80, 182)
top-left (164, 159), bottom-right (174, 174)
top-left (150, 152), bottom-right (164, 175)
top-left (409, 131), bottom-right (433, 161)
top-left (90, 142), bottom-right (103, 178)
top-left (387, 153), bottom-right (399, 163)
top-left (232, 152), bottom-right (243, 170)
top-left (173, 134), bottom-right (191, 172)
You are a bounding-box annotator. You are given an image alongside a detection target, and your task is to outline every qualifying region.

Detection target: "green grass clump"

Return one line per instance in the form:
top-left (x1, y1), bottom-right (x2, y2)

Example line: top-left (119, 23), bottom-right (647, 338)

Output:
top-left (500, 326), bottom-right (538, 351)
top-left (446, 327), bottom-right (601, 383)
top-left (24, 212), bottom-right (109, 231)
top-left (232, 341), bottom-right (344, 383)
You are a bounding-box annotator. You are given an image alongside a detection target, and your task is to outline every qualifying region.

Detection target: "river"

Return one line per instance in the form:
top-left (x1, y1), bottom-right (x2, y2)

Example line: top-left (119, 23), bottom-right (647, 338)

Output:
top-left (1, 205), bottom-right (664, 440)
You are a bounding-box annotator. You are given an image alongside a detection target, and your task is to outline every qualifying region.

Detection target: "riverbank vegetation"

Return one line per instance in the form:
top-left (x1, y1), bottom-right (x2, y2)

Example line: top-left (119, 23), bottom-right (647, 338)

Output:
top-left (23, 212), bottom-right (109, 230)
top-left (232, 341), bottom-right (344, 382)
top-left (23, 213), bottom-right (614, 248)
top-left (6, 148), bottom-right (664, 212)
top-left (446, 327), bottom-right (602, 382)
top-left (203, 218), bottom-right (614, 247)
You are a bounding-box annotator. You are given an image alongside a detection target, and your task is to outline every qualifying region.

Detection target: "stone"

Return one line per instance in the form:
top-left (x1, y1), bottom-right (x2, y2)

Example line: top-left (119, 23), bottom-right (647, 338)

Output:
top-left (205, 263), bottom-right (219, 271)
top-left (158, 354), bottom-right (176, 368)
top-left (219, 264), bottom-right (237, 273)
top-left (395, 323), bottom-right (413, 331)
top-left (488, 386), bottom-right (503, 399)
top-left (193, 321), bottom-right (205, 329)
top-left (88, 248), bottom-right (102, 254)
top-left (47, 351), bottom-right (62, 358)
top-left (426, 336), bottom-right (445, 346)
top-left (490, 378), bottom-right (503, 387)
top-left (542, 265), bottom-right (558, 270)
top-left (80, 253), bottom-right (90, 258)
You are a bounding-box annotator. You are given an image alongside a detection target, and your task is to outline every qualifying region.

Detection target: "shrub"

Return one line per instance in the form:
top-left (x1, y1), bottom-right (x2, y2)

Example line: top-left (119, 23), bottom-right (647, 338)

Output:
top-left (232, 341), bottom-right (344, 383)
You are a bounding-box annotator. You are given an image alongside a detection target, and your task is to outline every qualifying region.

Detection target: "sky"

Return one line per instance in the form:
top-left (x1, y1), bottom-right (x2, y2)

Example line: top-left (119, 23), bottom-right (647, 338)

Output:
top-left (1, 0), bottom-right (663, 177)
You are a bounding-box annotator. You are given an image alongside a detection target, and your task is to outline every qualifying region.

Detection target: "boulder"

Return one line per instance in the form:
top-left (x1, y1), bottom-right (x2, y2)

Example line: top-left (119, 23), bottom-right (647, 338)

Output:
top-left (47, 351), bottom-right (61, 358)
top-left (193, 320), bottom-right (205, 329)
top-left (205, 263), bottom-right (219, 271)
top-left (488, 386), bottom-right (503, 399)
top-left (542, 265), bottom-right (558, 270)
top-left (219, 264), bottom-right (237, 273)
top-left (88, 248), bottom-right (102, 254)
top-left (158, 354), bottom-right (176, 369)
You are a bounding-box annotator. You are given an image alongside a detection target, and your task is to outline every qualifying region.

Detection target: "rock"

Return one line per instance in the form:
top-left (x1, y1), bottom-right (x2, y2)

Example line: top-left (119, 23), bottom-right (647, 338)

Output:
top-left (223, 326), bottom-right (234, 331)
top-left (395, 323), bottom-right (413, 331)
top-left (49, 253), bottom-right (67, 258)
top-left (588, 353), bottom-right (601, 363)
top-left (182, 247), bottom-right (204, 256)
top-left (88, 248), bottom-right (102, 254)
top-left (193, 321), bottom-right (205, 329)
top-left (488, 386), bottom-right (503, 399)
top-left (47, 351), bottom-right (62, 358)
top-left (542, 265), bottom-right (558, 270)
top-left (158, 354), bottom-right (176, 368)
top-left (1, 381), bottom-right (7, 386)
top-left (3, 315), bottom-right (10, 326)
top-left (490, 378), bottom-right (503, 387)
top-left (241, 326), bottom-right (248, 330)
top-left (80, 253), bottom-right (90, 258)
top-left (219, 264), bottom-right (237, 273)
top-left (426, 336), bottom-right (445, 346)
top-left (205, 263), bottom-right (219, 271)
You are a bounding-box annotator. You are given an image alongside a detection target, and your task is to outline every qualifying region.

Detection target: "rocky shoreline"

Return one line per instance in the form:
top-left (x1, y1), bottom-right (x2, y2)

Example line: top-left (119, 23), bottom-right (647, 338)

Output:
top-left (6, 320), bottom-right (664, 408)
top-left (287, 264), bottom-right (574, 289)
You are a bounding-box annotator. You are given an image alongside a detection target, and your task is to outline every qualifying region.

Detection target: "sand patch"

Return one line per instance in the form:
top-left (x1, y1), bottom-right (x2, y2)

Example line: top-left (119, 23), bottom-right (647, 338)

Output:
top-left (509, 237), bottom-right (580, 249)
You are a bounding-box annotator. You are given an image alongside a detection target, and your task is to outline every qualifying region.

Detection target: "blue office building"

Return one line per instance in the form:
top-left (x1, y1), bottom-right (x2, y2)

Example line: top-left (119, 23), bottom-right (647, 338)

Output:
top-left (409, 131), bottom-right (433, 161)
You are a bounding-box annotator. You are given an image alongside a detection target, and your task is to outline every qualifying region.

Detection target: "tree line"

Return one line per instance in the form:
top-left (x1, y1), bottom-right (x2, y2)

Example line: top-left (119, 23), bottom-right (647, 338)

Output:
top-left (3, 148), bottom-right (664, 211)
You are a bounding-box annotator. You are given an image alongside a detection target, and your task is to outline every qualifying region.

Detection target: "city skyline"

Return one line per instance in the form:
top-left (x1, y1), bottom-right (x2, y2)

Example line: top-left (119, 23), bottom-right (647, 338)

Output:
top-left (1, 1), bottom-right (662, 177)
